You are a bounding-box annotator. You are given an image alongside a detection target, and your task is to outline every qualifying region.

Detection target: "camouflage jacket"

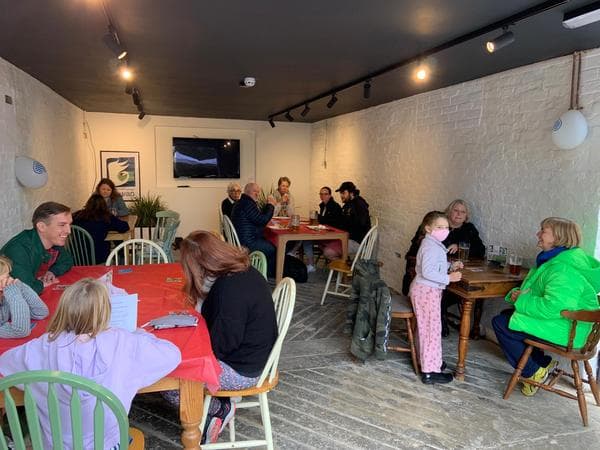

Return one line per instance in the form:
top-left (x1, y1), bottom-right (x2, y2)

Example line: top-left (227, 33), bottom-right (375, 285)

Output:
top-left (348, 259), bottom-right (391, 361)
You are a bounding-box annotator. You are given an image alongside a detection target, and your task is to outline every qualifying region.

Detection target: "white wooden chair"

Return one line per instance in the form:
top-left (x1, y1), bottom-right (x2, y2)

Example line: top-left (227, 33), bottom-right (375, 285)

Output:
top-left (199, 278), bottom-right (296, 450)
top-left (320, 224), bottom-right (379, 305)
top-left (105, 239), bottom-right (168, 266)
top-left (222, 215), bottom-right (241, 248)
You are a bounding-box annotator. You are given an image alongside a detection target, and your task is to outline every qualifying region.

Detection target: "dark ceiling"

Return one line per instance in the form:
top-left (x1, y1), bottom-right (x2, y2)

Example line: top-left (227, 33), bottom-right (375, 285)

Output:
top-left (1, 0), bottom-right (599, 123)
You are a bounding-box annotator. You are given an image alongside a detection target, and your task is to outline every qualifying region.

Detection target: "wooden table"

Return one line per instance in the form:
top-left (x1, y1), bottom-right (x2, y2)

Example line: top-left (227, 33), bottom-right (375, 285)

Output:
top-left (447, 262), bottom-right (527, 381)
top-left (106, 214), bottom-right (137, 241)
top-left (0, 264), bottom-right (220, 450)
top-left (265, 219), bottom-right (349, 283)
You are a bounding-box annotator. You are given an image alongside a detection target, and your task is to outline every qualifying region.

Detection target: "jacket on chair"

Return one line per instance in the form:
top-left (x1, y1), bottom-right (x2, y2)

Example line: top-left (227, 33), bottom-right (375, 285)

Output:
top-left (348, 259), bottom-right (391, 361)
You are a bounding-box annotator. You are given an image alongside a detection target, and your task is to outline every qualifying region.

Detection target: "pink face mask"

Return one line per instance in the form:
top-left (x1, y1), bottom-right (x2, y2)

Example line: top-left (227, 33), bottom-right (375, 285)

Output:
top-left (431, 228), bottom-right (450, 242)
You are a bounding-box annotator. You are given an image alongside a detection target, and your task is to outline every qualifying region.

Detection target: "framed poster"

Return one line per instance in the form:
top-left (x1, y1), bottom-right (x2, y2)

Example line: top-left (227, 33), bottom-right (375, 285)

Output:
top-left (100, 151), bottom-right (140, 201)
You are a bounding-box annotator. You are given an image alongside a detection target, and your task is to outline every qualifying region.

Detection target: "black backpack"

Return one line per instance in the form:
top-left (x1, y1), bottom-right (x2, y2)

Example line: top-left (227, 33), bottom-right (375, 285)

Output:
top-left (283, 255), bottom-right (308, 283)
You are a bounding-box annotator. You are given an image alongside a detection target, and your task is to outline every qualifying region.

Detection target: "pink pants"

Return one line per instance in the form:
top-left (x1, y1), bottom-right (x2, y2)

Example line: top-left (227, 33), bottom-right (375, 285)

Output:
top-left (410, 282), bottom-right (443, 373)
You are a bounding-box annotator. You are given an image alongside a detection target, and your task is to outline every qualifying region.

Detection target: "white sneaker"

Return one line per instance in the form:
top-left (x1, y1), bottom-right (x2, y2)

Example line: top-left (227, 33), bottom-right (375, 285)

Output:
top-left (307, 264), bottom-right (316, 273)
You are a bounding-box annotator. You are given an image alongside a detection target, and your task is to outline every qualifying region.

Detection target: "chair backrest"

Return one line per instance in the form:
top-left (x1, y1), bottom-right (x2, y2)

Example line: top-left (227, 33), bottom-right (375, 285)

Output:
top-left (65, 225), bottom-right (96, 266)
top-left (561, 309), bottom-right (600, 353)
top-left (152, 210), bottom-right (180, 242)
top-left (218, 207), bottom-right (224, 234)
top-left (370, 216), bottom-right (379, 227)
top-left (152, 217), bottom-right (180, 263)
top-left (222, 215), bottom-right (241, 248)
top-left (105, 239), bottom-right (169, 266)
top-left (350, 224), bottom-right (379, 272)
top-left (249, 250), bottom-right (268, 279)
top-left (0, 370), bottom-right (129, 450)
top-left (257, 278), bottom-right (296, 387)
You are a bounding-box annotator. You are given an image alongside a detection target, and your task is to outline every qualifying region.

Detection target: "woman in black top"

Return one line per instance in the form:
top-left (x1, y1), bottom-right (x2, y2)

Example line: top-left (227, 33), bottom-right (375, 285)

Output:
top-left (179, 231), bottom-right (277, 443)
top-left (72, 194), bottom-right (129, 263)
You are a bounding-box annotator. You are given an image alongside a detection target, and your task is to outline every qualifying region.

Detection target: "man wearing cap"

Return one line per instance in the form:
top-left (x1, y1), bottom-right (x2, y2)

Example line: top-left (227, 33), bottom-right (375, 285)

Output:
top-left (322, 181), bottom-right (371, 259)
top-left (1, 202), bottom-right (73, 293)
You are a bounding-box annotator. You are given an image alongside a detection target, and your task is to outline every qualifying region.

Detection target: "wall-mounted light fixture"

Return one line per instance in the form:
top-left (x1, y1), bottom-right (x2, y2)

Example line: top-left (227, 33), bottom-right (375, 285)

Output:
top-left (285, 111), bottom-right (294, 122)
top-left (563, 1), bottom-right (600, 29)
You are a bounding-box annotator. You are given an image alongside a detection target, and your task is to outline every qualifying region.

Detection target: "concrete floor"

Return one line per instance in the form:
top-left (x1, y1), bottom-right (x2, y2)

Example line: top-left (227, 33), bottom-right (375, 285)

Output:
top-left (130, 270), bottom-right (600, 449)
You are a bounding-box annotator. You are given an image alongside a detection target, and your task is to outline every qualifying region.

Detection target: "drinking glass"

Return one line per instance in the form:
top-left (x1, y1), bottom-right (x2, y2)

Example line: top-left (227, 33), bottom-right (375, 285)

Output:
top-left (458, 242), bottom-right (470, 262)
top-left (309, 210), bottom-right (318, 225)
top-left (290, 214), bottom-right (301, 230)
top-left (508, 254), bottom-right (523, 275)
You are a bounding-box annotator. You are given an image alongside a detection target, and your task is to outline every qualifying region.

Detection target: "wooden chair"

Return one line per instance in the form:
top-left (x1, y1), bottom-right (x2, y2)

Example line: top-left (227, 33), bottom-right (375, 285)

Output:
top-left (388, 292), bottom-right (419, 375)
top-left (151, 211), bottom-right (180, 262)
top-left (65, 224), bottom-right (96, 266)
top-left (249, 250), bottom-right (268, 279)
top-left (0, 370), bottom-right (144, 450)
top-left (105, 239), bottom-right (168, 266)
top-left (222, 215), bottom-right (241, 248)
top-left (320, 224), bottom-right (378, 305)
top-left (199, 278), bottom-right (296, 450)
top-left (503, 309), bottom-right (600, 426)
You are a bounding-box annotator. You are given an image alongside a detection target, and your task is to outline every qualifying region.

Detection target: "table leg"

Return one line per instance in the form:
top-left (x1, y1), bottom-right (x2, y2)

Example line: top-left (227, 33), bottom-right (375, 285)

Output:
top-left (179, 379), bottom-right (204, 449)
top-left (470, 301), bottom-right (483, 340)
top-left (275, 236), bottom-right (288, 284)
top-left (455, 299), bottom-right (474, 381)
top-left (340, 236), bottom-right (348, 262)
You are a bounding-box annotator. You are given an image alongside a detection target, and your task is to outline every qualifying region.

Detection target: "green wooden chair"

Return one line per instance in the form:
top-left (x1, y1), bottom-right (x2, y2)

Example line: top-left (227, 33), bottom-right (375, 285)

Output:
top-left (0, 370), bottom-right (144, 450)
top-left (152, 211), bottom-right (180, 262)
top-left (65, 225), bottom-right (96, 266)
top-left (249, 250), bottom-right (268, 279)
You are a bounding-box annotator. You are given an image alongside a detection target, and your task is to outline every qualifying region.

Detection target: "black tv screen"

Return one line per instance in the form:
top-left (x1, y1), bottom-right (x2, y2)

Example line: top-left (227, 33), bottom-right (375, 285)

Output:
top-left (173, 137), bottom-right (240, 179)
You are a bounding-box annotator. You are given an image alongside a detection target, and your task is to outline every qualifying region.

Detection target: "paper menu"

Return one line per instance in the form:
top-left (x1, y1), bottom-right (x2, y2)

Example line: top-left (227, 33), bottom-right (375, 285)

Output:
top-left (109, 293), bottom-right (138, 332)
top-left (97, 269), bottom-right (138, 332)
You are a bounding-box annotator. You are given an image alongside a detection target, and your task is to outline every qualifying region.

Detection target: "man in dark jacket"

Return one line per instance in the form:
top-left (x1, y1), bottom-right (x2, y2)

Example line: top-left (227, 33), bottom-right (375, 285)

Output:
top-left (1, 202), bottom-right (74, 293)
top-left (317, 186), bottom-right (342, 227)
top-left (336, 181), bottom-right (371, 254)
top-left (231, 183), bottom-right (277, 276)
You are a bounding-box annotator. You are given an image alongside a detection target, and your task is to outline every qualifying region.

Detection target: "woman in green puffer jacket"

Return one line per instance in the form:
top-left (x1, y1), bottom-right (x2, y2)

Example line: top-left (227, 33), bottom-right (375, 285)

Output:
top-left (492, 217), bottom-right (600, 396)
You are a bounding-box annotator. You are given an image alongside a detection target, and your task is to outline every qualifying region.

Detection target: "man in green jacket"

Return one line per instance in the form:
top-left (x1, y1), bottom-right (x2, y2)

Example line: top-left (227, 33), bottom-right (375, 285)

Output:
top-left (492, 217), bottom-right (600, 396)
top-left (1, 202), bottom-right (73, 294)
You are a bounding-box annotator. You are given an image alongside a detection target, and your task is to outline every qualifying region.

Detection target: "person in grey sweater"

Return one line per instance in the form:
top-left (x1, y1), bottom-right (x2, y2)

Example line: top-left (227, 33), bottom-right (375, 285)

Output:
top-left (0, 256), bottom-right (49, 338)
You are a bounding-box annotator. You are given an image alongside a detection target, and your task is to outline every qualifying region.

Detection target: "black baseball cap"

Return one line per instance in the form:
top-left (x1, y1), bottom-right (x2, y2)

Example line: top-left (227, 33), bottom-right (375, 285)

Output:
top-left (335, 181), bottom-right (356, 192)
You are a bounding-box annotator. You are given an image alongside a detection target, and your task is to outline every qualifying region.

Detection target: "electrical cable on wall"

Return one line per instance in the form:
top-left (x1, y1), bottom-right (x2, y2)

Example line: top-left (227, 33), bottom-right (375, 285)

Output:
top-left (82, 110), bottom-right (99, 194)
top-left (323, 120), bottom-right (328, 169)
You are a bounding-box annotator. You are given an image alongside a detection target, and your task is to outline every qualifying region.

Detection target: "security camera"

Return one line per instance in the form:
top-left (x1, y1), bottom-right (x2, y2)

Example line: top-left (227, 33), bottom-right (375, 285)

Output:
top-left (240, 77), bottom-right (256, 88)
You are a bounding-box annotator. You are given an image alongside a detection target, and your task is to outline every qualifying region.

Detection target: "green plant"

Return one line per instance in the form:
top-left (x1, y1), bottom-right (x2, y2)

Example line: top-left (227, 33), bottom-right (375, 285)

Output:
top-left (130, 193), bottom-right (166, 227)
top-left (257, 185), bottom-right (275, 209)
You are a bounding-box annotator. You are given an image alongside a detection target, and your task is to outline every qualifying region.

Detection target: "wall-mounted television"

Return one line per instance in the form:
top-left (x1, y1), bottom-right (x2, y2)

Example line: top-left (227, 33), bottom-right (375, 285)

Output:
top-left (173, 137), bottom-right (240, 179)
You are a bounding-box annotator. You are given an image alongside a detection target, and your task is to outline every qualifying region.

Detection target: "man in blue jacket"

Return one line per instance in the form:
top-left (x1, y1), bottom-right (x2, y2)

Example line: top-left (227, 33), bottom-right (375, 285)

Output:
top-left (231, 183), bottom-right (277, 276)
top-left (1, 202), bottom-right (73, 293)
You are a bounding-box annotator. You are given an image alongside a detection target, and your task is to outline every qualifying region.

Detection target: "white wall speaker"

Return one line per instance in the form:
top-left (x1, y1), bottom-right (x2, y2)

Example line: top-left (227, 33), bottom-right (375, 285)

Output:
top-left (15, 156), bottom-right (48, 188)
top-left (552, 109), bottom-right (588, 150)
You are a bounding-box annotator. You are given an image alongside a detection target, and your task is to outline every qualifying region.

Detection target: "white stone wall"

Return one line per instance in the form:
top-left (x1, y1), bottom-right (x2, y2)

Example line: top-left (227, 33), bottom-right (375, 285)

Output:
top-left (0, 57), bottom-right (89, 244)
top-left (311, 48), bottom-right (600, 294)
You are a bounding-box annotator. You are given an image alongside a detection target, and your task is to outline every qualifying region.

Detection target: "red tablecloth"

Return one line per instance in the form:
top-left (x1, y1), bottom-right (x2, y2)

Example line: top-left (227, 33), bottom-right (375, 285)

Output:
top-left (0, 264), bottom-right (221, 391)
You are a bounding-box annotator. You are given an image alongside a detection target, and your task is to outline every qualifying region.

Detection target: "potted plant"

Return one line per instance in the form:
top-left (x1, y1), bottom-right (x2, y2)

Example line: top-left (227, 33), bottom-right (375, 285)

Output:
top-left (129, 193), bottom-right (167, 238)
top-left (257, 185), bottom-right (275, 209)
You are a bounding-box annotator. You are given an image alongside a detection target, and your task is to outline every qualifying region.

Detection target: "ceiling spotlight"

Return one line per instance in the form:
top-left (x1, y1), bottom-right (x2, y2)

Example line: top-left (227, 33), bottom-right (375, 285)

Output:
top-left (326, 94), bottom-right (338, 109)
top-left (363, 79), bottom-right (371, 99)
top-left (416, 67), bottom-right (428, 80)
top-left (138, 111), bottom-right (146, 120)
top-left (137, 103), bottom-right (144, 112)
top-left (102, 24), bottom-right (128, 60)
top-left (132, 89), bottom-right (141, 106)
top-left (486, 30), bottom-right (515, 53)
top-left (268, 117), bottom-right (276, 128)
top-left (563, 1), bottom-right (600, 29)
top-left (285, 111), bottom-right (294, 122)
top-left (119, 64), bottom-right (133, 81)
top-left (301, 104), bottom-right (311, 117)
